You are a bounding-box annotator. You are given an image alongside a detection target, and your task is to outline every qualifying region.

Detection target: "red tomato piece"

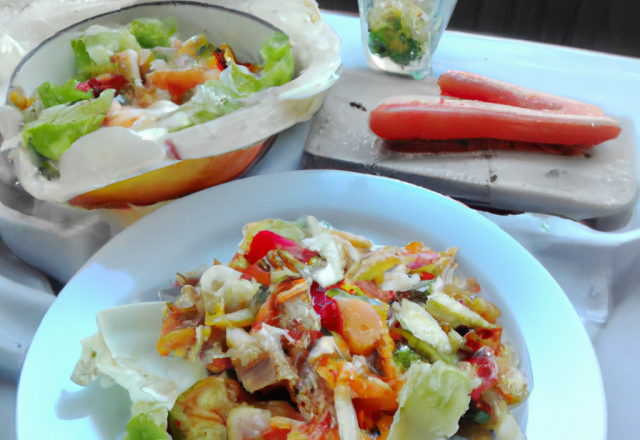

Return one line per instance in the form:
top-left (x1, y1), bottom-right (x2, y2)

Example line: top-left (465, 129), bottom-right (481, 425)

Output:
top-left (310, 283), bottom-right (343, 334)
top-left (245, 230), bottom-right (318, 264)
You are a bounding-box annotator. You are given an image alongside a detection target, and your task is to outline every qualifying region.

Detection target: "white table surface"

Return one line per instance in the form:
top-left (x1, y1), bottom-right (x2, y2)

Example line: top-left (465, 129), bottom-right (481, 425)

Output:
top-left (2, 10), bottom-right (640, 440)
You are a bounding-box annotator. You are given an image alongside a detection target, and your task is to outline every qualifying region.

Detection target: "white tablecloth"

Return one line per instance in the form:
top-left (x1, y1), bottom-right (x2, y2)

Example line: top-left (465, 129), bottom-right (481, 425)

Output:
top-left (2, 8), bottom-right (640, 440)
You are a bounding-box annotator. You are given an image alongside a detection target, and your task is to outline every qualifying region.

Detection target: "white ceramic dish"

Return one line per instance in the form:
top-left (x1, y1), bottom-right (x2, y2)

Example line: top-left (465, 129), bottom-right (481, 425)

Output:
top-left (0, 0), bottom-right (341, 282)
top-left (17, 170), bottom-right (605, 440)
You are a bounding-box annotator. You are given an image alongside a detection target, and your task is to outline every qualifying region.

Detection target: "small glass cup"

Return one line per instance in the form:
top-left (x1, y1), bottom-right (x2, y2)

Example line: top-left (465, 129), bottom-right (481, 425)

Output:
top-left (358, 0), bottom-right (457, 79)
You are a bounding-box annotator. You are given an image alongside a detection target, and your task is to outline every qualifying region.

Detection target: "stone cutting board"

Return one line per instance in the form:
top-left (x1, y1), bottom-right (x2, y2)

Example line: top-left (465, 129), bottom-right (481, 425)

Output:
top-left (301, 69), bottom-right (637, 231)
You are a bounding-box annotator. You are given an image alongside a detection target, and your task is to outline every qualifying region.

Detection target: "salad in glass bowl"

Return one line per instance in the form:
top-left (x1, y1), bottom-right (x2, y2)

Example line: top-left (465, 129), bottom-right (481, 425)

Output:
top-left (72, 216), bottom-right (529, 440)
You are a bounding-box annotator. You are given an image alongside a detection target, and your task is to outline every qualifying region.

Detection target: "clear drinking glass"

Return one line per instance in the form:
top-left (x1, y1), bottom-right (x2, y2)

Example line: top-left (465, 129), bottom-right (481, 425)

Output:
top-left (358, 0), bottom-right (457, 79)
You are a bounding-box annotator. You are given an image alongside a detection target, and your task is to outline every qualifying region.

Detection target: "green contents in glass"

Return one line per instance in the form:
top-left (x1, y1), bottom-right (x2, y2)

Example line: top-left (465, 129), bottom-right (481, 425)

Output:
top-left (359, 0), bottom-right (457, 79)
top-left (367, 2), bottom-right (427, 66)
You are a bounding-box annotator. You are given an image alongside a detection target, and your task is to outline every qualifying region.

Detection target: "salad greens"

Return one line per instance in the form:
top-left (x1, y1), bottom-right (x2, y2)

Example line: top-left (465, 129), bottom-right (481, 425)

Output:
top-left (129, 17), bottom-right (177, 49)
top-left (22, 89), bottom-right (114, 161)
top-left (36, 79), bottom-right (93, 108)
top-left (11, 17), bottom-right (295, 178)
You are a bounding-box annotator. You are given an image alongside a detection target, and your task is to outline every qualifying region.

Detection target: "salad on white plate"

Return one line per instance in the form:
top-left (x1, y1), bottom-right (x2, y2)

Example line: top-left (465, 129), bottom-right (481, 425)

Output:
top-left (72, 215), bottom-right (529, 440)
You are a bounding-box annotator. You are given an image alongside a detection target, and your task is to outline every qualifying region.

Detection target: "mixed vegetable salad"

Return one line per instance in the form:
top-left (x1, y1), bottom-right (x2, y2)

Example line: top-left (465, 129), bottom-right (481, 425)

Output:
top-left (9, 17), bottom-right (294, 179)
top-left (72, 216), bottom-right (528, 440)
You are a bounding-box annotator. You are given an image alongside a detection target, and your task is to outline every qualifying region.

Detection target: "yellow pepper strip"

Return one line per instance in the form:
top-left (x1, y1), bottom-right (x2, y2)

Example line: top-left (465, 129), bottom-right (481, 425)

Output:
top-left (9, 90), bottom-right (33, 110)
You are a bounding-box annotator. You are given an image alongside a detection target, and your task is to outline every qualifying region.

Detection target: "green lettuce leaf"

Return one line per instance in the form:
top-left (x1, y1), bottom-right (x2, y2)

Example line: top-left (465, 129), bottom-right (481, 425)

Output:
top-left (222, 31), bottom-right (294, 97)
top-left (387, 361), bottom-right (472, 440)
top-left (22, 89), bottom-right (114, 160)
top-left (125, 413), bottom-right (168, 440)
top-left (71, 39), bottom-right (96, 81)
top-left (71, 25), bottom-right (141, 79)
top-left (129, 17), bottom-right (177, 49)
top-left (36, 79), bottom-right (93, 108)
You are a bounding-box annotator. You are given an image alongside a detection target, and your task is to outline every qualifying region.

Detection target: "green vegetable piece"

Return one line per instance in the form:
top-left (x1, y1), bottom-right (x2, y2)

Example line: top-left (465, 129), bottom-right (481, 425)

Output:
top-left (70, 39), bottom-right (94, 81)
top-left (398, 328), bottom-right (456, 365)
top-left (36, 79), bottom-right (93, 108)
top-left (125, 413), bottom-right (168, 440)
top-left (387, 361), bottom-right (472, 440)
top-left (129, 17), bottom-right (177, 48)
top-left (224, 31), bottom-right (294, 97)
top-left (249, 285), bottom-right (270, 314)
top-left (368, 7), bottom-right (425, 66)
top-left (393, 345), bottom-right (422, 370)
top-left (38, 161), bottom-right (60, 180)
top-left (83, 26), bottom-right (141, 65)
top-left (464, 406), bottom-right (491, 425)
top-left (426, 293), bottom-right (497, 330)
top-left (70, 24), bottom-right (141, 80)
top-left (22, 89), bottom-right (114, 161)
top-left (71, 36), bottom-right (122, 81)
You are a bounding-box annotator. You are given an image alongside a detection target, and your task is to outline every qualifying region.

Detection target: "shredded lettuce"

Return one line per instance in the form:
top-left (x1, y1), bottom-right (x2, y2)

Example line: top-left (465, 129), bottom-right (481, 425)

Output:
top-left (129, 18), bottom-right (177, 49)
top-left (36, 79), bottom-right (93, 108)
top-left (22, 89), bottom-right (114, 160)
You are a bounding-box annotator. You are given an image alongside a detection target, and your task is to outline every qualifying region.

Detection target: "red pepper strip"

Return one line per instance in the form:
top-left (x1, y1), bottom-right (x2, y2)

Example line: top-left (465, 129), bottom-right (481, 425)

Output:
top-left (370, 95), bottom-right (621, 147)
top-left (245, 230), bottom-right (318, 264)
top-left (310, 282), bottom-right (343, 335)
top-left (438, 70), bottom-right (605, 116)
top-left (77, 74), bottom-right (128, 98)
top-left (419, 272), bottom-right (435, 281)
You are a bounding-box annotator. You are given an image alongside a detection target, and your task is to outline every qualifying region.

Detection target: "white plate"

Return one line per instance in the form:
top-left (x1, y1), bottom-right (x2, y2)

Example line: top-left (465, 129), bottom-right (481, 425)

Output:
top-left (17, 170), bottom-right (605, 440)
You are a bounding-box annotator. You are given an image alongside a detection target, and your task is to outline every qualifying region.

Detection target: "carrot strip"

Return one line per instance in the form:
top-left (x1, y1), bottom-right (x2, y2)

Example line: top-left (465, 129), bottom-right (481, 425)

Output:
top-left (370, 95), bottom-right (620, 147)
top-left (437, 70), bottom-right (605, 116)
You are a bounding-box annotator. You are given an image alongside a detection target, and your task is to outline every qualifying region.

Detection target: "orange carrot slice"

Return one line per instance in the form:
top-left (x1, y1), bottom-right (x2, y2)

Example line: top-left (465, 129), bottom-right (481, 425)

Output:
top-left (369, 96), bottom-right (620, 147)
top-left (438, 70), bottom-right (605, 116)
